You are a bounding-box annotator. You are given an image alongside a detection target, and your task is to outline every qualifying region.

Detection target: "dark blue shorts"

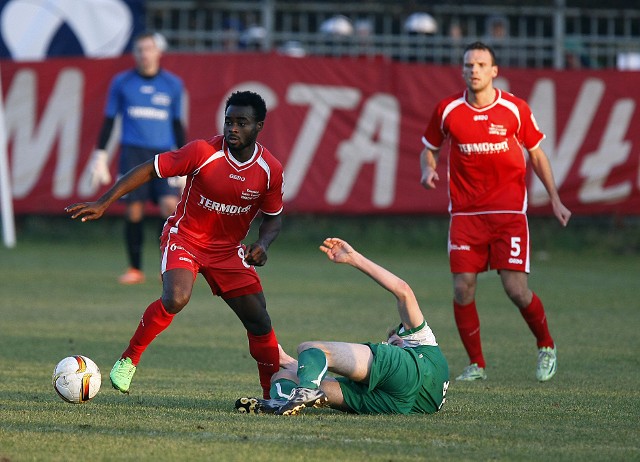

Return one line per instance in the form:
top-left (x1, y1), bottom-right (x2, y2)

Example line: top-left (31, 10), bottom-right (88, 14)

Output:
top-left (119, 145), bottom-right (180, 204)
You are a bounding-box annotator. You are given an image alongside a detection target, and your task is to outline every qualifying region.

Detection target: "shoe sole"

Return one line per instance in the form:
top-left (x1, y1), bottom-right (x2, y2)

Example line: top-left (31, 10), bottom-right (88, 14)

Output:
top-left (455, 375), bottom-right (487, 381)
top-left (279, 403), bottom-right (306, 416)
top-left (236, 397), bottom-right (275, 414)
top-left (277, 396), bottom-right (328, 416)
top-left (236, 397), bottom-right (260, 414)
top-left (235, 397), bottom-right (283, 414)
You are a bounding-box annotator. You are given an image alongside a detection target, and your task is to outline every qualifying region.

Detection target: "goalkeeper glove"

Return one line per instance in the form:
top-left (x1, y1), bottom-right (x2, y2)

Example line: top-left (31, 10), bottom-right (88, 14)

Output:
top-left (88, 149), bottom-right (112, 188)
top-left (168, 175), bottom-right (187, 190)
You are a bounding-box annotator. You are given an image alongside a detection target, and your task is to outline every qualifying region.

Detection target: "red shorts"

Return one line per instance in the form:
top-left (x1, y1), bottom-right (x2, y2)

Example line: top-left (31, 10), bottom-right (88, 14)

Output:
top-left (160, 233), bottom-right (262, 298)
top-left (448, 213), bottom-right (530, 274)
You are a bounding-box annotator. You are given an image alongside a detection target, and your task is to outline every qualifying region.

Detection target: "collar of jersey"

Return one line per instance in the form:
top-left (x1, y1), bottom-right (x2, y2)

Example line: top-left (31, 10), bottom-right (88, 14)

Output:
top-left (223, 140), bottom-right (260, 169)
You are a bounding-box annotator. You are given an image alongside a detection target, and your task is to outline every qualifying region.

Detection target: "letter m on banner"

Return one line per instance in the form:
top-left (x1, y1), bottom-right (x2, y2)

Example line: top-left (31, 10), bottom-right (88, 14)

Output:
top-left (4, 68), bottom-right (83, 199)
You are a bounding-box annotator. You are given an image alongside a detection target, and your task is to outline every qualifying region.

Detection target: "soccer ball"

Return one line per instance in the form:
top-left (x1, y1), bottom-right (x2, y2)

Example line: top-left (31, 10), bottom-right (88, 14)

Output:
top-left (52, 355), bottom-right (101, 404)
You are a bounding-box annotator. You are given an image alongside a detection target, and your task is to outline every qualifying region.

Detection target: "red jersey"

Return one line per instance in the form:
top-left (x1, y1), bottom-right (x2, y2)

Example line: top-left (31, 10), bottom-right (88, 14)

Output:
top-left (422, 89), bottom-right (545, 215)
top-left (155, 135), bottom-right (284, 249)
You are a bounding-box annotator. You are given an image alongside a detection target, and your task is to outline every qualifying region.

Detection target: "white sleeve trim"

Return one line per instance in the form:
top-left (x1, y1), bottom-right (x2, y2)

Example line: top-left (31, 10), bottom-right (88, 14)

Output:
top-left (398, 321), bottom-right (438, 347)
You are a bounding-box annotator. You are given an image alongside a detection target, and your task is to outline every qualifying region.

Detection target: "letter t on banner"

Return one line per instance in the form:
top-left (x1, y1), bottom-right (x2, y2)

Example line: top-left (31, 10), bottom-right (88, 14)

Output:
top-left (0, 68), bottom-right (16, 248)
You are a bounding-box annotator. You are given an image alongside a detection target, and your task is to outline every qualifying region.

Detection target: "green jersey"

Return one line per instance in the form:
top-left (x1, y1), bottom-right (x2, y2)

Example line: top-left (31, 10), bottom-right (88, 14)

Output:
top-left (337, 321), bottom-right (449, 415)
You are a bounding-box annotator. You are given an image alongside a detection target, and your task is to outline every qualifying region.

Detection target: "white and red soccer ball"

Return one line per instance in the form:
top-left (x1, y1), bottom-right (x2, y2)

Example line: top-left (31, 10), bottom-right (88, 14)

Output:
top-left (52, 355), bottom-right (101, 404)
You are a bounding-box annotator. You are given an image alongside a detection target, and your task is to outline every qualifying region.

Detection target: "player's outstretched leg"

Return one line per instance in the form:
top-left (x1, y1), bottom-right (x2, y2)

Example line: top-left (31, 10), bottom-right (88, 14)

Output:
top-left (276, 387), bottom-right (328, 416)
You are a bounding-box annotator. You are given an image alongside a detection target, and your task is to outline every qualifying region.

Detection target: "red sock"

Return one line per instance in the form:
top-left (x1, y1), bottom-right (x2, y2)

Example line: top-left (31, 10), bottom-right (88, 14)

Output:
top-left (247, 328), bottom-right (279, 399)
top-left (122, 299), bottom-right (175, 365)
top-left (454, 300), bottom-right (485, 368)
top-left (520, 292), bottom-right (554, 349)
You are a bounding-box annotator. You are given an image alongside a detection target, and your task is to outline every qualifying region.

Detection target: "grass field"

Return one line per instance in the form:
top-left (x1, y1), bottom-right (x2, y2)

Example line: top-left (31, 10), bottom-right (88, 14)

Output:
top-left (0, 215), bottom-right (639, 461)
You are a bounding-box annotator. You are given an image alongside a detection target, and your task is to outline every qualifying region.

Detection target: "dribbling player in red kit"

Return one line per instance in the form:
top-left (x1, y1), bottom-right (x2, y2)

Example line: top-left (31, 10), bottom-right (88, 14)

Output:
top-left (66, 91), bottom-right (284, 398)
top-left (419, 42), bottom-right (572, 382)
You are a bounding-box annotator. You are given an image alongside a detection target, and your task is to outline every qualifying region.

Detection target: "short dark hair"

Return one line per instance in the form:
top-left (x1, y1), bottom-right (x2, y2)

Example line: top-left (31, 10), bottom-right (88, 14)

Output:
top-left (133, 32), bottom-right (166, 52)
top-left (464, 41), bottom-right (497, 66)
top-left (134, 32), bottom-right (155, 42)
top-left (225, 91), bottom-right (267, 122)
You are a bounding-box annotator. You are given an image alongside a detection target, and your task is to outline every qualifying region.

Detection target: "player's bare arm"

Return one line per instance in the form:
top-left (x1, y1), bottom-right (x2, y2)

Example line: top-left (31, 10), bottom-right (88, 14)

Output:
top-left (420, 147), bottom-right (440, 190)
top-left (65, 160), bottom-right (158, 222)
top-left (528, 146), bottom-right (572, 227)
top-left (244, 213), bottom-right (282, 266)
top-left (320, 238), bottom-right (425, 330)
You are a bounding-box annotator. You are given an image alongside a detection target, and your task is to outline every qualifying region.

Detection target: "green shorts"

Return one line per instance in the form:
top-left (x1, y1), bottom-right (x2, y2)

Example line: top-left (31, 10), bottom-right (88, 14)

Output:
top-left (337, 342), bottom-right (448, 415)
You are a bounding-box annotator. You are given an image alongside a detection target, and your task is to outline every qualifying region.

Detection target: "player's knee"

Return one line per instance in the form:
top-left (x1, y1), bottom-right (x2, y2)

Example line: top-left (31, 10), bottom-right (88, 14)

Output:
top-left (161, 290), bottom-right (191, 314)
top-left (453, 285), bottom-right (474, 305)
top-left (297, 341), bottom-right (321, 355)
top-left (271, 369), bottom-right (296, 383)
top-left (160, 199), bottom-right (178, 217)
top-left (504, 285), bottom-right (530, 308)
top-left (126, 202), bottom-right (145, 221)
top-left (453, 274), bottom-right (476, 298)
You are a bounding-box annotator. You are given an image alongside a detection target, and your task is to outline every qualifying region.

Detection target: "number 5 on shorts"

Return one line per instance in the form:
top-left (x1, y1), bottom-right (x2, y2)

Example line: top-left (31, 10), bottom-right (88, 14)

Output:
top-left (511, 237), bottom-right (521, 257)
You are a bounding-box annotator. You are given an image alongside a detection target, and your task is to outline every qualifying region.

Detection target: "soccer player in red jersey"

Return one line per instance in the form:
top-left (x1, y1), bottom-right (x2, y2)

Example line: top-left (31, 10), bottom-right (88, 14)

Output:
top-left (419, 42), bottom-right (572, 382)
top-left (66, 91), bottom-right (283, 398)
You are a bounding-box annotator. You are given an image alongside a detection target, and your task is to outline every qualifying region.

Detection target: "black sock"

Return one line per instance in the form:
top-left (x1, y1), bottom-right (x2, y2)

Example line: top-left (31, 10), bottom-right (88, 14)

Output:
top-left (125, 220), bottom-right (143, 270)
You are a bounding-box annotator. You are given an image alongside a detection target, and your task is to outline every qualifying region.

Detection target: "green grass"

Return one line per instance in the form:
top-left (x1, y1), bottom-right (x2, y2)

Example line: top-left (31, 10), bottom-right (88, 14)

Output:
top-left (0, 215), bottom-right (639, 461)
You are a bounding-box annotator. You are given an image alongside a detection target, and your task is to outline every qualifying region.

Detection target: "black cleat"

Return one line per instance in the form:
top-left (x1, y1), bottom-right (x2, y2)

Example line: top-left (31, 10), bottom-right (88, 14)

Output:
top-left (235, 397), bottom-right (283, 414)
top-left (275, 387), bottom-right (328, 416)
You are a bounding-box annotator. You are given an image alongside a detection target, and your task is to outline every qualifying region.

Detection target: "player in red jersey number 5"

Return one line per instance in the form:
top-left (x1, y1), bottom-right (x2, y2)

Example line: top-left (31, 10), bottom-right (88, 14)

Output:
top-left (66, 91), bottom-right (284, 399)
top-left (419, 42), bottom-right (571, 382)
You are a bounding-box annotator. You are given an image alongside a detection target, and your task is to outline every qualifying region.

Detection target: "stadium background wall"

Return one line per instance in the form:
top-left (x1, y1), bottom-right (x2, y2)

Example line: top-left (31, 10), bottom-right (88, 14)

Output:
top-left (1, 54), bottom-right (639, 216)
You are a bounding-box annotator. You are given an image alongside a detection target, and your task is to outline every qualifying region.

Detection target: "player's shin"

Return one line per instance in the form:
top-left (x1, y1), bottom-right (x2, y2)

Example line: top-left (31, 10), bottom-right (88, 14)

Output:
top-left (519, 292), bottom-right (554, 348)
top-left (247, 329), bottom-right (279, 399)
top-left (454, 300), bottom-right (485, 368)
top-left (296, 348), bottom-right (328, 389)
top-left (122, 299), bottom-right (175, 364)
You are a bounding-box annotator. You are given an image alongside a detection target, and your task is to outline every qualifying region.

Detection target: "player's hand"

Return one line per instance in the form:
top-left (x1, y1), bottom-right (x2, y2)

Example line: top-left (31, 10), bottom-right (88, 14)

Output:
top-left (552, 200), bottom-right (572, 227)
top-left (244, 243), bottom-right (268, 266)
top-left (420, 168), bottom-right (439, 189)
top-left (88, 149), bottom-right (112, 188)
top-left (319, 237), bottom-right (354, 264)
top-left (64, 201), bottom-right (108, 222)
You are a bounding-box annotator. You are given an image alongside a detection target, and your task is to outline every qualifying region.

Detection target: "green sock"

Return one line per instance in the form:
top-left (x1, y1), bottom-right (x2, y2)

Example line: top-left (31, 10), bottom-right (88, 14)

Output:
top-left (297, 348), bottom-right (328, 389)
top-left (270, 378), bottom-right (296, 400)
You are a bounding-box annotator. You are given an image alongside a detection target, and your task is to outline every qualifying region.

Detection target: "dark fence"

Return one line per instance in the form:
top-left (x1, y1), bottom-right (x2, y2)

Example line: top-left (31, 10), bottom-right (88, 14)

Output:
top-left (147, 1), bottom-right (640, 69)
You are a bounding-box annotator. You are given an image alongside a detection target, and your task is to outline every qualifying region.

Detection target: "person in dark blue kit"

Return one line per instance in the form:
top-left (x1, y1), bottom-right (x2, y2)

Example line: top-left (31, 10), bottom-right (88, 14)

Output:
top-left (89, 32), bottom-right (186, 284)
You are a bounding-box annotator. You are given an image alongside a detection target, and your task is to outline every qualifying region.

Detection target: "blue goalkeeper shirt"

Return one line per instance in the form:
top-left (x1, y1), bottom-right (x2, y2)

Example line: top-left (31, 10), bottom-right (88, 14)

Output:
top-left (105, 68), bottom-right (183, 151)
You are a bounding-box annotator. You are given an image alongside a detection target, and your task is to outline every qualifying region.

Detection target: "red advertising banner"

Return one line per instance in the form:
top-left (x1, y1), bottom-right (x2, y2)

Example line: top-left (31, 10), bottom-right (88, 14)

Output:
top-left (1, 53), bottom-right (639, 215)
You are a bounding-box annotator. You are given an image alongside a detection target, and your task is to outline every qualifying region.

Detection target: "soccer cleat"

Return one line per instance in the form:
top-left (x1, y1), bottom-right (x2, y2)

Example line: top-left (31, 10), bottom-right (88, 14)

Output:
top-left (118, 268), bottom-right (145, 285)
top-left (275, 387), bottom-right (328, 416)
top-left (110, 357), bottom-right (136, 393)
top-left (455, 363), bottom-right (487, 381)
top-left (536, 345), bottom-right (557, 382)
top-left (235, 397), bottom-right (283, 415)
